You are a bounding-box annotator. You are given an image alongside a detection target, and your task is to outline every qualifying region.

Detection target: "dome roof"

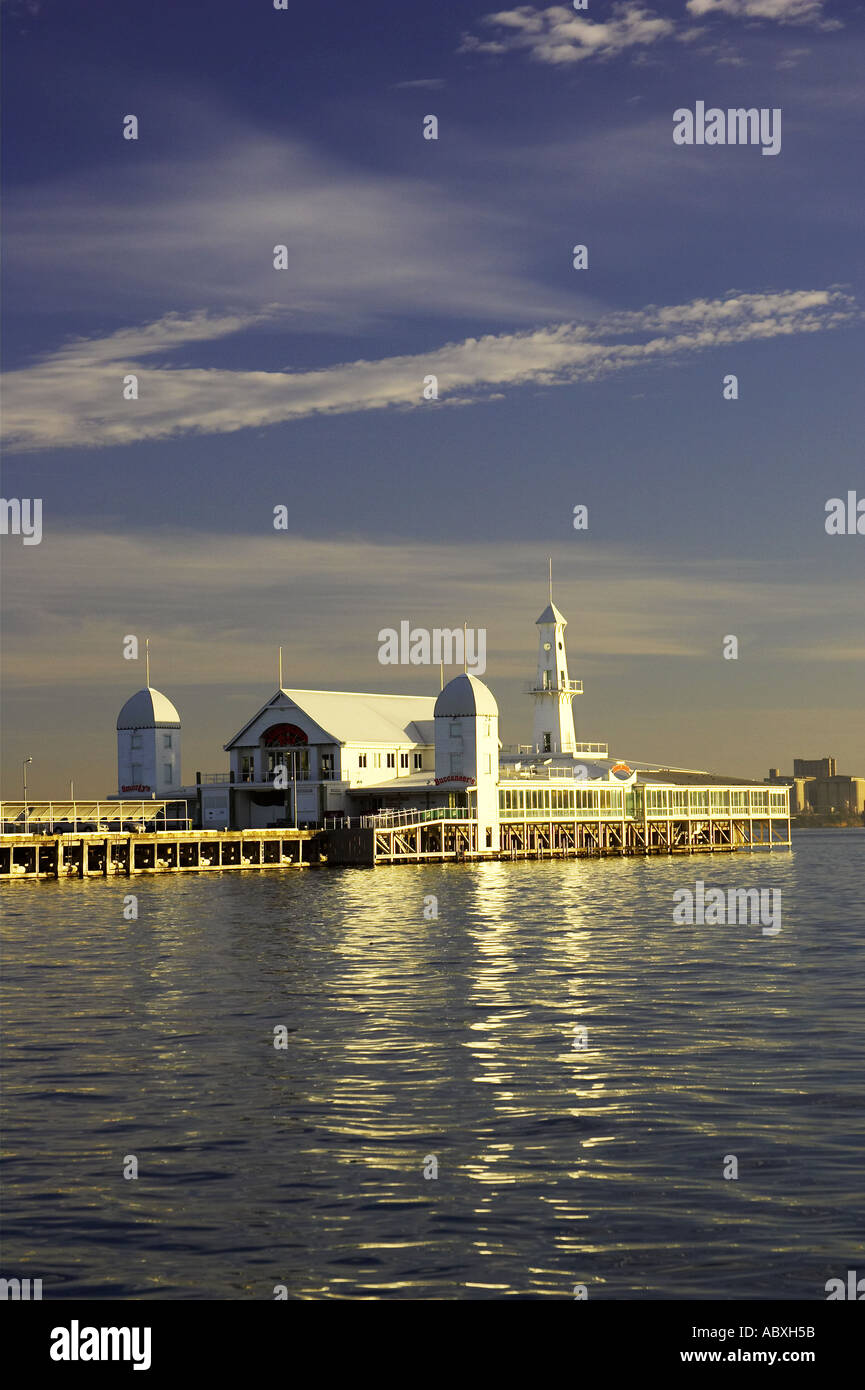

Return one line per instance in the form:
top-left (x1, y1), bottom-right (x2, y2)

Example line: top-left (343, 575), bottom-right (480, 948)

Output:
top-left (117, 687), bottom-right (181, 730)
top-left (434, 673), bottom-right (498, 719)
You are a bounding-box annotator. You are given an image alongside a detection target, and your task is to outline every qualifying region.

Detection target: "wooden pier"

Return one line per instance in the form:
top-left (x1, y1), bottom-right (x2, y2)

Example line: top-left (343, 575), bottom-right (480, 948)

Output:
top-left (326, 805), bottom-right (791, 865)
top-left (1, 803), bottom-right (792, 880)
top-left (0, 829), bottom-right (320, 881)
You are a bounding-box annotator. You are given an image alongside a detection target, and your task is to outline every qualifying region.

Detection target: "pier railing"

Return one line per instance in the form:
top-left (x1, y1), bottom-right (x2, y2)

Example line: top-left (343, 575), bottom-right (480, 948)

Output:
top-left (500, 742), bottom-right (608, 758)
top-left (346, 807), bottom-right (472, 830)
top-left (0, 800), bottom-right (190, 834)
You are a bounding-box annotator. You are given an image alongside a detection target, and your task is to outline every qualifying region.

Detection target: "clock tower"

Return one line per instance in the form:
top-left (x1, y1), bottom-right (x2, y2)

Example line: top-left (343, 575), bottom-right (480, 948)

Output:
top-left (530, 591), bottom-right (582, 755)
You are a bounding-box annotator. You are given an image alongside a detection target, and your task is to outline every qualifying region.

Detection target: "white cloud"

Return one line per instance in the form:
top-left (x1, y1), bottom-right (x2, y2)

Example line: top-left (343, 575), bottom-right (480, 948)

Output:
top-left (461, 0), bottom-right (841, 65)
top-left (1, 289), bottom-right (857, 452)
top-left (686, 0), bottom-right (839, 28)
top-left (461, 3), bottom-right (676, 64)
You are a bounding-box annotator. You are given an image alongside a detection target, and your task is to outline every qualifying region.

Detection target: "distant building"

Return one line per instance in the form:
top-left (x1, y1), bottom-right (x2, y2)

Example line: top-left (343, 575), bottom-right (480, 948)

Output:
top-left (793, 756), bottom-right (837, 780)
top-left (766, 759), bottom-right (864, 816)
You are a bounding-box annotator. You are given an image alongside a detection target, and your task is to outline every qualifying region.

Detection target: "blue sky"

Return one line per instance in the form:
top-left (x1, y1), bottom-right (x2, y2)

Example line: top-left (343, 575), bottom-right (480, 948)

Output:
top-left (2, 0), bottom-right (863, 794)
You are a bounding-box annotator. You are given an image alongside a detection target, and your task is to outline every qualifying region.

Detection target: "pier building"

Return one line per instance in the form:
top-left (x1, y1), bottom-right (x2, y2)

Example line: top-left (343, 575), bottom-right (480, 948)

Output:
top-left (1, 585), bottom-right (792, 879)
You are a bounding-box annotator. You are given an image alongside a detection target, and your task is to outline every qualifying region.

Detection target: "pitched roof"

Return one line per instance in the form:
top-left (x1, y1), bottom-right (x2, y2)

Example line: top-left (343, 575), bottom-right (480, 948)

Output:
top-left (225, 689), bottom-right (437, 750)
top-left (536, 601), bottom-right (567, 626)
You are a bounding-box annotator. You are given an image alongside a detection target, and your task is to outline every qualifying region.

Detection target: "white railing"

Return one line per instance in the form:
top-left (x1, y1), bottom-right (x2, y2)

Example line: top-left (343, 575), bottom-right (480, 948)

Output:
top-left (525, 679), bottom-right (583, 695)
top-left (0, 800), bottom-right (189, 833)
top-left (499, 765), bottom-right (592, 781)
top-left (331, 807), bottom-right (473, 830)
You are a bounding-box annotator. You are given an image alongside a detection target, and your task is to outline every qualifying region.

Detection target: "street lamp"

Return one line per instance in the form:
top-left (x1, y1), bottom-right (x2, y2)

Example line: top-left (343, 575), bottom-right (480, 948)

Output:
top-left (22, 756), bottom-right (32, 833)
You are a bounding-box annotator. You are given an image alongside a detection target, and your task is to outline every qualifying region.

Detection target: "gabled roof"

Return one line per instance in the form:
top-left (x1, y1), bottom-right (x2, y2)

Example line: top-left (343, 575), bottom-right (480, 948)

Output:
top-left (536, 601), bottom-right (567, 626)
top-left (225, 689), bottom-right (437, 751)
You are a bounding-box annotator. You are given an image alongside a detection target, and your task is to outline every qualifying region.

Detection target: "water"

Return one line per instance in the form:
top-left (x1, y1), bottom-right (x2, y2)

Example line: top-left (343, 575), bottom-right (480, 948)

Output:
top-left (2, 831), bottom-right (863, 1300)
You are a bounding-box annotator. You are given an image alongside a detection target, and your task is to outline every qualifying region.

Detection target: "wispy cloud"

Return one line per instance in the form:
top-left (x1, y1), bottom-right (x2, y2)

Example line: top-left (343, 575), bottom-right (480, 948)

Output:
top-left (461, 0), bottom-right (840, 67)
top-left (686, 0), bottom-right (839, 29)
top-left (2, 289), bottom-right (856, 452)
top-left (4, 530), bottom-right (862, 688)
top-left (2, 119), bottom-right (580, 331)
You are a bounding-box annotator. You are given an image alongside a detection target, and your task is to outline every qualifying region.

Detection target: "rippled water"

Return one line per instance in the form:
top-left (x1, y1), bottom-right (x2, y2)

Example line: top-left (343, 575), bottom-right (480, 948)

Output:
top-left (2, 830), bottom-right (863, 1300)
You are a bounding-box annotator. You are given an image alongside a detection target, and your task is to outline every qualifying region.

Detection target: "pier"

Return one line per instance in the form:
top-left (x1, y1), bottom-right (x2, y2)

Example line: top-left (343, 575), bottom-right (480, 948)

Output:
top-left (0, 828), bottom-right (319, 881)
top-left (326, 784), bottom-right (791, 865)
top-left (1, 784), bottom-right (791, 880)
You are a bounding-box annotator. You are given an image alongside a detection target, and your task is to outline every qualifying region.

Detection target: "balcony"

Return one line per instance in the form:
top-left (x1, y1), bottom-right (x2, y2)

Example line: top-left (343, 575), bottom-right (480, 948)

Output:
top-left (525, 679), bottom-right (583, 695)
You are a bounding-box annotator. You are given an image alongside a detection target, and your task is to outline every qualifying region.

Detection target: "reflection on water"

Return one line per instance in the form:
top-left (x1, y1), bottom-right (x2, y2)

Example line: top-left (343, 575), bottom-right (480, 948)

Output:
top-left (2, 831), bottom-right (863, 1299)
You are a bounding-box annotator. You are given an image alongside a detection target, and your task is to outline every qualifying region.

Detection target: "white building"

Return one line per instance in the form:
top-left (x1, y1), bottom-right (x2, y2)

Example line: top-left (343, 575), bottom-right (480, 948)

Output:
top-left (111, 586), bottom-right (782, 838)
top-left (531, 599), bottom-right (583, 754)
top-left (116, 688), bottom-right (182, 798)
top-left (221, 688), bottom-right (437, 828)
top-left (434, 674), bottom-right (500, 851)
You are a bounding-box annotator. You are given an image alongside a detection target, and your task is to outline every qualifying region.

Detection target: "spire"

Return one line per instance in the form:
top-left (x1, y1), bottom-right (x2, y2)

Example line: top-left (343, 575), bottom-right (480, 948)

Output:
top-left (549, 555), bottom-right (553, 604)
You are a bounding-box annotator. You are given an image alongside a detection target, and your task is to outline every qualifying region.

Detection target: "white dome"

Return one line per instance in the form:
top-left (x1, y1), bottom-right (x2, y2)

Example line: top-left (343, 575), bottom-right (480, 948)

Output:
top-left (434, 673), bottom-right (498, 719)
top-left (117, 687), bottom-right (181, 729)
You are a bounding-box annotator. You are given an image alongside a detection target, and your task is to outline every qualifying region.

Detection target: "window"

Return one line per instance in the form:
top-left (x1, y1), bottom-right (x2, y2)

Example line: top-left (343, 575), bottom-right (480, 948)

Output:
top-left (321, 753), bottom-right (334, 781)
top-left (373, 753), bottom-right (382, 769)
top-left (400, 753), bottom-right (409, 769)
top-left (241, 754), bottom-right (255, 782)
top-left (131, 734), bottom-right (142, 750)
top-left (413, 753), bottom-right (423, 770)
top-left (163, 764), bottom-right (172, 784)
top-left (450, 722), bottom-right (462, 738)
top-left (358, 754), bottom-right (367, 769)
top-left (386, 753), bottom-right (395, 768)
top-left (542, 732), bottom-right (552, 752)
top-left (164, 734), bottom-right (172, 749)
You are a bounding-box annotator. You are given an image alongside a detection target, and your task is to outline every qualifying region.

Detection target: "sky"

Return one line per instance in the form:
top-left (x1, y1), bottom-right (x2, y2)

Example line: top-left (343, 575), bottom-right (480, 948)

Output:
top-left (1, 0), bottom-right (863, 796)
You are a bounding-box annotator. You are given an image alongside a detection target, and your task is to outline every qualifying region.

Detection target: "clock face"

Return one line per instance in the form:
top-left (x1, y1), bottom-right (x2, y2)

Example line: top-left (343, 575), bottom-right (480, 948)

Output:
top-left (543, 642), bottom-right (551, 651)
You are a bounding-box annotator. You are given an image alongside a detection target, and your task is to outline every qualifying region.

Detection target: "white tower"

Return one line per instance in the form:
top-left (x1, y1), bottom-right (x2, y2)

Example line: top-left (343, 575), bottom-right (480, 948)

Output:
top-left (434, 673), bottom-right (500, 852)
top-left (531, 591), bottom-right (582, 756)
top-left (116, 688), bottom-right (182, 797)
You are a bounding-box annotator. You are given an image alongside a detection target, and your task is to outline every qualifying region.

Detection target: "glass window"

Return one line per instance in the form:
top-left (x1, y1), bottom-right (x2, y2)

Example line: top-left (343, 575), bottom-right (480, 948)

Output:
top-left (358, 754), bottom-right (367, 769)
top-left (386, 753), bottom-right (396, 768)
top-left (373, 753), bottom-right (381, 769)
top-left (400, 753), bottom-right (409, 769)
top-left (164, 734), bottom-right (172, 749)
